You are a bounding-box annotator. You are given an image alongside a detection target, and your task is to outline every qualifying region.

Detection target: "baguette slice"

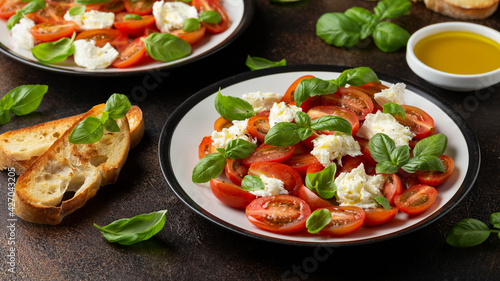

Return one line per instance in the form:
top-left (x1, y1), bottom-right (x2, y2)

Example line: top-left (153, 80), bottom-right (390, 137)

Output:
top-left (0, 105), bottom-right (144, 175)
top-left (13, 104), bottom-right (130, 225)
top-left (424, 0), bottom-right (499, 19)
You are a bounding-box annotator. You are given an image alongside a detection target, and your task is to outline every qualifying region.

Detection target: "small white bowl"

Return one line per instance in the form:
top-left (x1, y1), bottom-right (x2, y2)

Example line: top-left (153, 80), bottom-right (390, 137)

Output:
top-left (406, 22), bottom-right (500, 92)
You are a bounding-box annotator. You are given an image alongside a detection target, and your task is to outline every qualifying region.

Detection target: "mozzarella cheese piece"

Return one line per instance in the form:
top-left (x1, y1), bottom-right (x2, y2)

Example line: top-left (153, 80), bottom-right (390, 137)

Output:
top-left (356, 111), bottom-right (415, 147)
top-left (64, 10), bottom-right (114, 31)
top-left (374, 83), bottom-right (406, 106)
top-left (268, 102), bottom-right (302, 127)
top-left (153, 1), bottom-right (198, 33)
top-left (11, 17), bottom-right (36, 50)
top-left (242, 91), bottom-right (283, 112)
top-left (250, 175), bottom-right (288, 197)
top-left (311, 134), bottom-right (362, 167)
top-left (211, 119), bottom-right (255, 149)
top-left (335, 163), bottom-right (386, 209)
top-left (73, 40), bottom-right (119, 70)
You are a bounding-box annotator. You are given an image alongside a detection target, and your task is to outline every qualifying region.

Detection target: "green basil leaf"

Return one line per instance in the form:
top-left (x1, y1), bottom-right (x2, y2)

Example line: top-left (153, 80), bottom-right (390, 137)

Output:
top-left (383, 102), bottom-right (405, 118)
top-left (68, 5), bottom-right (86, 17)
top-left (413, 133), bottom-right (447, 157)
top-left (8, 84), bottom-right (48, 116)
top-left (142, 33), bottom-right (191, 62)
top-left (199, 10), bottom-right (221, 24)
top-left (183, 18), bottom-right (200, 32)
top-left (402, 154), bottom-right (445, 173)
top-left (294, 78), bottom-right (337, 106)
top-left (32, 32), bottom-right (76, 63)
top-left (368, 133), bottom-right (395, 162)
top-left (374, 0), bottom-right (412, 20)
top-left (103, 118), bottom-right (120, 132)
top-left (375, 160), bottom-right (400, 174)
top-left (316, 12), bottom-right (361, 47)
top-left (310, 115), bottom-right (352, 135)
top-left (0, 109), bottom-right (11, 125)
top-left (373, 21), bottom-right (410, 52)
top-left (69, 116), bottom-right (104, 144)
top-left (214, 90), bottom-right (255, 121)
top-left (104, 93), bottom-right (131, 120)
top-left (491, 212), bottom-right (500, 229)
top-left (305, 164), bottom-right (336, 199)
top-left (225, 139), bottom-right (257, 160)
top-left (75, 0), bottom-right (110, 4)
top-left (446, 218), bottom-right (492, 247)
top-left (294, 111), bottom-right (311, 128)
top-left (306, 209), bottom-right (332, 234)
top-left (241, 175), bottom-right (264, 192)
top-left (344, 7), bottom-right (378, 39)
top-left (245, 55), bottom-right (286, 71)
top-left (344, 66), bottom-right (380, 86)
top-left (389, 145), bottom-right (410, 166)
top-left (7, 11), bottom-right (23, 31)
top-left (192, 153), bottom-right (225, 183)
top-left (0, 92), bottom-right (14, 110)
top-left (94, 210), bottom-right (167, 245)
top-left (7, 0), bottom-right (46, 29)
top-left (297, 127), bottom-right (313, 141)
top-left (264, 122), bottom-right (301, 146)
top-left (373, 196), bottom-right (391, 210)
top-left (215, 147), bottom-right (226, 157)
top-left (123, 14), bottom-right (143, 20)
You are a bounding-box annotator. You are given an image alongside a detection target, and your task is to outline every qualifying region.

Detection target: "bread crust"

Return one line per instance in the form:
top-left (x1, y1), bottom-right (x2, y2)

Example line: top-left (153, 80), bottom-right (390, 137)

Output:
top-left (424, 0), bottom-right (499, 19)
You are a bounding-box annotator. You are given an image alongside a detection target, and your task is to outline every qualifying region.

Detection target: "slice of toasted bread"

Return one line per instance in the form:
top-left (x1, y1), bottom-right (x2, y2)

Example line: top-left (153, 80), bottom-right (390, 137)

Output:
top-left (13, 104), bottom-right (130, 225)
top-left (424, 0), bottom-right (499, 19)
top-left (0, 105), bottom-right (144, 175)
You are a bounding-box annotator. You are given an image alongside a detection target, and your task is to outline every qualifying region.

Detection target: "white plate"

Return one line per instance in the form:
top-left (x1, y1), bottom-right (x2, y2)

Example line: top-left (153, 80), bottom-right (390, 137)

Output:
top-left (0, 0), bottom-right (253, 76)
top-left (158, 65), bottom-right (481, 246)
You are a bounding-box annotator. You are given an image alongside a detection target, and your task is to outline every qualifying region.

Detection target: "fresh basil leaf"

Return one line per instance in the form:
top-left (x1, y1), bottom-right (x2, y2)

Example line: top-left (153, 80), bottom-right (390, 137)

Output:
top-left (103, 118), bottom-right (120, 132)
top-left (192, 153), bottom-right (225, 183)
top-left (142, 33), bottom-right (191, 62)
top-left (297, 127), bottom-right (313, 141)
top-left (264, 122), bottom-right (302, 146)
top-left (7, 0), bottom-right (46, 29)
top-left (0, 109), bottom-right (11, 125)
top-left (214, 91), bottom-right (255, 121)
top-left (68, 5), bottom-right (86, 17)
top-left (0, 92), bottom-right (14, 110)
top-left (123, 14), bottom-right (143, 20)
top-left (373, 196), bottom-right (391, 210)
top-left (310, 115), bottom-right (352, 135)
top-left (344, 7), bottom-right (378, 39)
top-left (316, 13), bottom-right (361, 47)
top-left (215, 147), bottom-right (226, 157)
top-left (306, 209), bottom-right (332, 234)
top-left (446, 218), bottom-right (492, 247)
top-left (75, 0), bottom-right (110, 4)
top-left (294, 111), bottom-right (311, 128)
top-left (402, 154), bottom-right (445, 173)
top-left (245, 55), bottom-right (286, 71)
top-left (7, 11), bottom-right (23, 30)
top-left (375, 160), bottom-right (399, 174)
top-left (69, 116), bottom-right (104, 144)
top-left (104, 93), bottom-right (131, 120)
top-left (374, 0), bottom-right (412, 20)
top-left (32, 32), bottom-right (76, 63)
top-left (491, 213), bottom-right (500, 229)
top-left (389, 145), bottom-right (410, 166)
top-left (8, 84), bottom-right (48, 116)
top-left (241, 175), bottom-right (264, 192)
top-left (199, 10), bottom-right (221, 24)
top-left (413, 133), bottom-right (447, 157)
top-left (225, 139), bottom-right (257, 160)
top-left (368, 133), bottom-right (395, 162)
top-left (94, 210), bottom-right (167, 245)
top-left (344, 66), bottom-right (380, 86)
top-left (373, 21), bottom-right (410, 52)
top-left (383, 102), bottom-right (405, 118)
top-left (294, 78), bottom-right (337, 106)
top-left (305, 164), bottom-right (336, 199)
top-left (183, 18), bottom-right (200, 32)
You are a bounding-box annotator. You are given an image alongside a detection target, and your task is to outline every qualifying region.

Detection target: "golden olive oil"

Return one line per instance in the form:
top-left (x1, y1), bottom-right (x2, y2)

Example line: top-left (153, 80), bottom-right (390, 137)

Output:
top-left (413, 31), bottom-right (500, 75)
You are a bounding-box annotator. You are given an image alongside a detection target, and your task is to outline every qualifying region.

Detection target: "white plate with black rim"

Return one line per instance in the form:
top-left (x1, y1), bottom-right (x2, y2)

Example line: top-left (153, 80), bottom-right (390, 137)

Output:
top-left (0, 0), bottom-right (253, 76)
top-left (158, 65), bottom-right (480, 246)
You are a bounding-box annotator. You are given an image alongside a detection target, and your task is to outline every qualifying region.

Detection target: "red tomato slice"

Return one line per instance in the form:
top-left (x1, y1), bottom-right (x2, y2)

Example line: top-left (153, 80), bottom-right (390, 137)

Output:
top-left (393, 105), bottom-right (435, 139)
top-left (242, 144), bottom-right (295, 166)
top-left (124, 0), bottom-right (154, 15)
top-left (30, 21), bottom-right (77, 42)
top-left (394, 184), bottom-right (437, 215)
top-left (350, 81), bottom-right (389, 111)
top-left (171, 26), bottom-right (207, 46)
top-left (198, 136), bottom-right (216, 159)
top-left (75, 29), bottom-right (129, 51)
top-left (322, 87), bottom-right (374, 121)
top-left (248, 161), bottom-right (303, 196)
top-left (33, 4), bottom-right (67, 23)
top-left (210, 178), bottom-right (256, 210)
top-left (98, 0), bottom-right (125, 13)
top-left (336, 155), bottom-right (374, 176)
top-left (192, 0), bottom-right (229, 34)
top-left (247, 114), bottom-right (270, 143)
top-left (364, 207), bottom-right (399, 226)
top-left (224, 158), bottom-right (248, 186)
top-left (114, 13), bottom-right (155, 37)
top-left (283, 152), bottom-right (320, 178)
top-left (381, 173), bottom-right (403, 205)
top-left (0, 0), bottom-right (25, 19)
top-left (306, 162), bottom-right (324, 174)
top-left (297, 185), bottom-right (334, 211)
top-left (245, 195), bottom-right (311, 234)
top-left (416, 155), bottom-right (454, 186)
top-left (307, 105), bottom-right (360, 136)
top-left (112, 36), bottom-right (147, 68)
top-left (317, 206), bottom-right (365, 237)
top-left (213, 116), bottom-right (233, 132)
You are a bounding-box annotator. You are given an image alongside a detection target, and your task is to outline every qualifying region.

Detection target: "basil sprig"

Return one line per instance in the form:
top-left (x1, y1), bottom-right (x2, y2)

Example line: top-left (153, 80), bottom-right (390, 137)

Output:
top-left (245, 55), bottom-right (286, 71)
top-left (294, 67), bottom-right (379, 106)
top-left (241, 175), bottom-right (264, 192)
top-left (446, 213), bottom-right (500, 248)
top-left (306, 209), bottom-right (332, 234)
top-left (368, 133), bottom-right (448, 174)
top-left (214, 90), bottom-right (255, 121)
top-left (316, 0), bottom-right (411, 52)
top-left (7, 0), bottom-right (46, 30)
top-left (264, 111), bottom-right (352, 147)
top-left (69, 94), bottom-right (131, 144)
top-left (192, 139), bottom-right (257, 183)
top-left (32, 32), bottom-right (76, 63)
top-left (94, 210), bottom-right (167, 245)
top-left (142, 33), bottom-right (191, 62)
top-left (305, 164), bottom-right (337, 199)
top-left (0, 85), bottom-right (48, 125)
top-left (182, 11), bottom-right (221, 32)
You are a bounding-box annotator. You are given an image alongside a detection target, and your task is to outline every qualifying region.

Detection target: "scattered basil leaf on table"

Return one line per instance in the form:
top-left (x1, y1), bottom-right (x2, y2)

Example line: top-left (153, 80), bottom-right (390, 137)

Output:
top-left (0, 85), bottom-right (48, 125)
top-left (32, 32), bottom-right (76, 63)
top-left (372, 21), bottom-right (410, 53)
top-left (446, 213), bottom-right (500, 248)
top-left (142, 33), bottom-right (191, 62)
top-left (245, 55), bottom-right (286, 71)
top-left (306, 209), bottom-right (332, 234)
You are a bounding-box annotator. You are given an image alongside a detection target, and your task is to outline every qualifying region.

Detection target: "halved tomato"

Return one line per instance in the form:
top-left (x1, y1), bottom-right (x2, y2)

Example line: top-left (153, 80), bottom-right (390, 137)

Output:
top-left (245, 195), bottom-right (311, 234)
top-left (350, 81), bottom-right (388, 111)
top-left (322, 87), bottom-right (374, 121)
top-left (198, 136), bottom-right (216, 159)
top-left (307, 105), bottom-right (360, 136)
top-left (112, 36), bottom-right (147, 68)
top-left (114, 13), bottom-right (155, 37)
top-left (98, 0), bottom-right (125, 13)
top-left (317, 206), bottom-right (365, 237)
top-left (381, 173), bottom-right (403, 205)
top-left (247, 114), bottom-right (270, 143)
top-left (224, 158), bottom-right (248, 186)
top-left (283, 152), bottom-right (320, 178)
top-left (393, 105), bottom-right (435, 139)
top-left (210, 178), bottom-right (256, 210)
top-left (33, 4), bottom-right (67, 23)
top-left (75, 29), bottom-right (129, 51)
top-left (394, 184), bottom-right (437, 215)
top-left (30, 21), bottom-right (77, 42)
top-left (416, 155), bottom-right (454, 186)
top-left (124, 0), bottom-right (154, 15)
top-left (213, 116), bottom-right (233, 132)
top-left (364, 207), bottom-right (398, 226)
top-left (242, 143), bottom-right (295, 166)
top-left (336, 155), bottom-right (374, 176)
top-left (306, 163), bottom-right (324, 174)
top-left (297, 184), bottom-right (334, 211)
top-left (248, 161), bottom-right (303, 196)
top-left (171, 26), bottom-right (207, 46)
top-left (0, 0), bottom-right (25, 19)
top-left (192, 0), bottom-right (229, 34)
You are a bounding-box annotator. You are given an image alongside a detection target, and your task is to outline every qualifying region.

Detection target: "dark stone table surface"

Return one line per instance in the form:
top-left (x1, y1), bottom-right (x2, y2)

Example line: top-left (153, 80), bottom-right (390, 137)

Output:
top-left (1, 0), bottom-right (499, 280)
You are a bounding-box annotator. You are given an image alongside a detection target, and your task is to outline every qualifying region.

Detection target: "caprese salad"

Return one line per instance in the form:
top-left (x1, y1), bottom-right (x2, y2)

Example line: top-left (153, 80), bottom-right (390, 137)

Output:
top-left (192, 67), bottom-right (455, 237)
top-left (1, 0), bottom-right (229, 70)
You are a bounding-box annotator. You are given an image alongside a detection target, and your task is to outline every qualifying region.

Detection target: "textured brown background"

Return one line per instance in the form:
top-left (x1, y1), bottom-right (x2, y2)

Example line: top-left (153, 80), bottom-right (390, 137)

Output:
top-left (1, 0), bottom-right (499, 280)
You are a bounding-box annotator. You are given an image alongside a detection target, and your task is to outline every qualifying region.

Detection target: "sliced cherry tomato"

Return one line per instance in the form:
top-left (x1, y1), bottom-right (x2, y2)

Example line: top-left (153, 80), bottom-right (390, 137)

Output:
top-left (293, 142), bottom-right (308, 155)
top-left (283, 152), bottom-right (320, 178)
top-left (350, 81), bottom-right (388, 111)
top-left (242, 144), bottom-right (295, 166)
top-left (192, 0), bottom-right (229, 34)
top-left (301, 130), bottom-right (320, 149)
top-left (124, 0), bottom-right (154, 15)
top-left (248, 161), bottom-right (303, 196)
top-left (245, 195), bottom-right (311, 234)
top-left (114, 13), bottom-right (155, 37)
top-left (364, 207), bottom-right (399, 226)
top-left (306, 163), bottom-right (324, 174)
top-left (247, 114), bottom-right (270, 143)
top-left (213, 116), bottom-right (233, 132)
top-left (210, 178), bottom-right (256, 210)
top-left (317, 206), bottom-right (365, 237)
top-left (75, 29), bottom-right (129, 51)
top-left (0, 0), bottom-right (25, 19)
top-left (381, 173), bottom-right (403, 205)
top-left (394, 184), bottom-right (437, 215)
top-left (297, 185), bottom-right (334, 211)
top-left (112, 36), bottom-right (147, 68)
top-left (416, 155), bottom-right (454, 186)
top-left (322, 87), bottom-right (374, 121)
top-left (336, 155), bottom-right (374, 176)
top-left (393, 105), bottom-right (435, 139)
top-left (171, 26), bottom-right (207, 46)
top-left (143, 25), bottom-right (161, 36)
top-left (198, 136), bottom-right (216, 159)
top-left (30, 21), bottom-right (77, 42)
top-left (398, 170), bottom-right (421, 189)
top-left (354, 136), bottom-right (377, 165)
top-left (33, 4), bottom-right (67, 23)
top-left (224, 158), bottom-right (248, 186)
top-left (98, 0), bottom-right (125, 13)
top-left (307, 105), bottom-right (360, 136)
